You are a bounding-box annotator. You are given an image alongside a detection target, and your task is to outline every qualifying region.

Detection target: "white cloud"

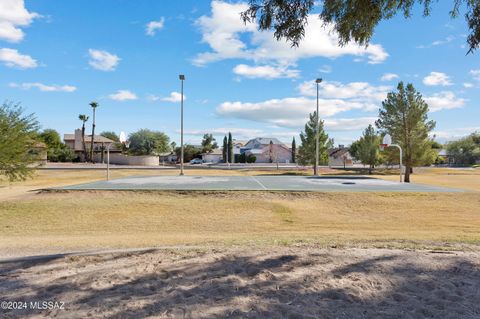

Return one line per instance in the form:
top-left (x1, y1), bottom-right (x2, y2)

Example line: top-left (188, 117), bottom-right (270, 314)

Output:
top-left (88, 49), bottom-right (120, 71)
top-left (162, 91), bottom-right (185, 103)
top-left (323, 117), bottom-right (377, 131)
top-left (146, 17), bottom-right (165, 36)
top-left (9, 82), bottom-right (76, 92)
top-left (217, 97), bottom-right (377, 129)
top-left (108, 90), bottom-right (137, 101)
top-left (184, 128), bottom-right (263, 137)
top-left (193, 1), bottom-right (388, 66)
top-left (425, 91), bottom-right (466, 112)
top-left (417, 35), bottom-right (455, 49)
top-left (0, 48), bottom-right (37, 68)
top-left (380, 73), bottom-right (398, 81)
top-left (318, 65), bottom-right (332, 73)
top-left (470, 69), bottom-right (480, 81)
top-left (233, 63), bottom-right (300, 79)
top-left (463, 82), bottom-right (474, 88)
top-left (297, 80), bottom-right (390, 103)
top-left (216, 79), bottom-right (391, 129)
top-left (422, 72), bottom-right (452, 86)
top-left (0, 0), bottom-right (39, 43)
top-left (433, 127), bottom-right (480, 141)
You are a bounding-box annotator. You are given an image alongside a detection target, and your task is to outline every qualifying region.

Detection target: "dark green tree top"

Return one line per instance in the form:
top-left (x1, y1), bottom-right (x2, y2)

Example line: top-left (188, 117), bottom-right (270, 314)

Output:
top-left (242, 0), bottom-right (480, 53)
top-left (376, 82), bottom-right (436, 181)
top-left (228, 132), bottom-right (234, 163)
top-left (357, 124), bottom-right (382, 169)
top-left (201, 133), bottom-right (218, 153)
top-left (297, 111), bottom-right (332, 165)
top-left (38, 129), bottom-right (62, 149)
top-left (128, 129), bottom-right (170, 156)
top-left (100, 131), bottom-right (120, 142)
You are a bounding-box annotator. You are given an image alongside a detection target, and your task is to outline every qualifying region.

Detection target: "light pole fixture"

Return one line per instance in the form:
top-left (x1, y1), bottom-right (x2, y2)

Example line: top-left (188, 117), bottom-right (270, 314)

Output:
top-left (314, 78), bottom-right (322, 176)
top-left (179, 74), bottom-right (185, 176)
top-left (106, 142), bottom-right (112, 181)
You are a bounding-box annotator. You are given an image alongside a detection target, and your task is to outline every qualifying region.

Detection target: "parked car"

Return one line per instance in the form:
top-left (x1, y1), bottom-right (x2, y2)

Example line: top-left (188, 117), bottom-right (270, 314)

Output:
top-left (190, 158), bottom-right (203, 164)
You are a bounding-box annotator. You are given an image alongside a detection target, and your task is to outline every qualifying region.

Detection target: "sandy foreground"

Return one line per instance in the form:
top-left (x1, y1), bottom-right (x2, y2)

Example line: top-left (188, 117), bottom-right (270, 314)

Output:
top-left (1, 246), bottom-right (479, 318)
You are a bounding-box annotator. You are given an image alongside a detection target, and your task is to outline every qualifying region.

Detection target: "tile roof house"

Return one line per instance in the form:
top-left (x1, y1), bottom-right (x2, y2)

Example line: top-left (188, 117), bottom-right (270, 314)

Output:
top-left (328, 147), bottom-right (353, 167)
top-left (64, 129), bottom-right (121, 161)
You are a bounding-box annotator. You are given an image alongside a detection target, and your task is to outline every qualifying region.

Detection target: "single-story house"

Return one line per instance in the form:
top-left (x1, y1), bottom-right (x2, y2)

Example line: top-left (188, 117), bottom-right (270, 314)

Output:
top-left (64, 129), bottom-right (121, 161)
top-left (438, 149), bottom-right (455, 165)
top-left (201, 148), bottom-right (223, 163)
top-left (159, 152), bottom-right (178, 164)
top-left (328, 147), bottom-right (353, 167)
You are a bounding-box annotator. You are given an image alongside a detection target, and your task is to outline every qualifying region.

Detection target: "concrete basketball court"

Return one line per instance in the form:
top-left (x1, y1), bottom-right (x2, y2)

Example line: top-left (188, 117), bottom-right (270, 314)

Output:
top-left (57, 175), bottom-right (462, 192)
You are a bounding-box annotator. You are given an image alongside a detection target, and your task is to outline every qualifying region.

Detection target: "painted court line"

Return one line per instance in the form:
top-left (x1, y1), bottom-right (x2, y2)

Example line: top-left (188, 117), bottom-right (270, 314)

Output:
top-left (53, 175), bottom-right (464, 193)
top-left (250, 176), bottom-right (268, 190)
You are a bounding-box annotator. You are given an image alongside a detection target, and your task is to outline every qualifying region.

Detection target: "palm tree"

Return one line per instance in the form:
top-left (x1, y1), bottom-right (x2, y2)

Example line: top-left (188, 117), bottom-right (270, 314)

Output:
top-left (89, 101), bottom-right (98, 163)
top-left (78, 114), bottom-right (89, 161)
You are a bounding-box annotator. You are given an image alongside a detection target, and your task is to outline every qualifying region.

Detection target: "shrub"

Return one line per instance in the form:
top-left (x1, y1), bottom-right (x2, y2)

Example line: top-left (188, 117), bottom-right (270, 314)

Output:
top-left (246, 155), bottom-right (256, 163)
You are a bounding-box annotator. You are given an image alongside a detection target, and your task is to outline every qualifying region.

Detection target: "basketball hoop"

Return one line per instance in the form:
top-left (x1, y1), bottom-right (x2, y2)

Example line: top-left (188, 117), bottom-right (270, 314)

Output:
top-left (380, 134), bottom-right (391, 151)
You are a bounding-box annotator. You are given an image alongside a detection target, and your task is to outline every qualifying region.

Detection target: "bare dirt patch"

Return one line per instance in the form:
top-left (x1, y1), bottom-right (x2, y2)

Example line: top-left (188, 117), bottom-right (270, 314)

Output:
top-left (1, 246), bottom-right (479, 318)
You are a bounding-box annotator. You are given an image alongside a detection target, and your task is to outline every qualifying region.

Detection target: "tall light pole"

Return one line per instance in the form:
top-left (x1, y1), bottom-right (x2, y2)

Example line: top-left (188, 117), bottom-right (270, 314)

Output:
top-left (315, 78), bottom-right (322, 176)
top-left (179, 74), bottom-right (185, 176)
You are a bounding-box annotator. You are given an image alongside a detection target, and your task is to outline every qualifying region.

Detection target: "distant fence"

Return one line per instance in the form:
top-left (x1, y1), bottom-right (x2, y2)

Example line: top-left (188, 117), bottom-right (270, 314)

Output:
top-left (94, 153), bottom-right (159, 166)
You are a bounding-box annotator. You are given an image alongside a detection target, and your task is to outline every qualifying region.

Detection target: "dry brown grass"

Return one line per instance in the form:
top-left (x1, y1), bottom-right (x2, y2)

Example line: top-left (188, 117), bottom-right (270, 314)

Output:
top-left (1, 168), bottom-right (479, 256)
top-left (374, 167), bottom-right (480, 192)
top-left (1, 190), bottom-right (479, 255)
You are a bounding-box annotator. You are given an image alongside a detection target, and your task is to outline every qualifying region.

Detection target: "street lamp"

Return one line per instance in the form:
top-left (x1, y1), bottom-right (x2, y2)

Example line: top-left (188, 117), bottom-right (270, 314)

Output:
top-left (179, 74), bottom-right (185, 176)
top-left (315, 78), bottom-right (322, 176)
top-left (106, 142), bottom-right (112, 181)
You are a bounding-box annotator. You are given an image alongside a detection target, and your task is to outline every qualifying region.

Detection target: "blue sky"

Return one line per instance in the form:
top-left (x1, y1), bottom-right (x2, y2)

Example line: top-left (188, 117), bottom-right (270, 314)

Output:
top-left (1, 0), bottom-right (479, 146)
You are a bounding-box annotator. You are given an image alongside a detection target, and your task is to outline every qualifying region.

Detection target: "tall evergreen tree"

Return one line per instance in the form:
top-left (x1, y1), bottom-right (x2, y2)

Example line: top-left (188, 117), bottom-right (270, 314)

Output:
top-left (357, 124), bottom-right (382, 174)
top-left (297, 111), bottom-right (332, 168)
top-left (222, 136), bottom-right (228, 163)
top-left (228, 132), bottom-right (234, 163)
top-left (291, 137), bottom-right (296, 163)
top-left (268, 140), bottom-right (274, 163)
top-left (376, 82), bottom-right (436, 182)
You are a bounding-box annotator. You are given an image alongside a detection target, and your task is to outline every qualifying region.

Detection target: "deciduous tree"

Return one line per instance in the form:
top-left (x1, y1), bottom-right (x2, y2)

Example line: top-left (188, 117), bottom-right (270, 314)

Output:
top-left (201, 133), bottom-right (218, 153)
top-left (0, 102), bottom-right (40, 181)
top-left (357, 125), bottom-right (382, 174)
top-left (128, 129), bottom-right (170, 156)
top-left (242, 0), bottom-right (480, 53)
top-left (446, 132), bottom-right (480, 164)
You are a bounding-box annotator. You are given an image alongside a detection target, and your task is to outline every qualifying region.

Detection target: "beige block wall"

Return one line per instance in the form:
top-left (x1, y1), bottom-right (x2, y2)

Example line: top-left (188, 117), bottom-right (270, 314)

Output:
top-left (94, 153), bottom-right (159, 166)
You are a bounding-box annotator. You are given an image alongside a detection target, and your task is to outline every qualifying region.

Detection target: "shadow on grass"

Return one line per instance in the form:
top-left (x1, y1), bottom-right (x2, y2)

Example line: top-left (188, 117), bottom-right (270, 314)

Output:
top-left (1, 250), bottom-right (479, 318)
